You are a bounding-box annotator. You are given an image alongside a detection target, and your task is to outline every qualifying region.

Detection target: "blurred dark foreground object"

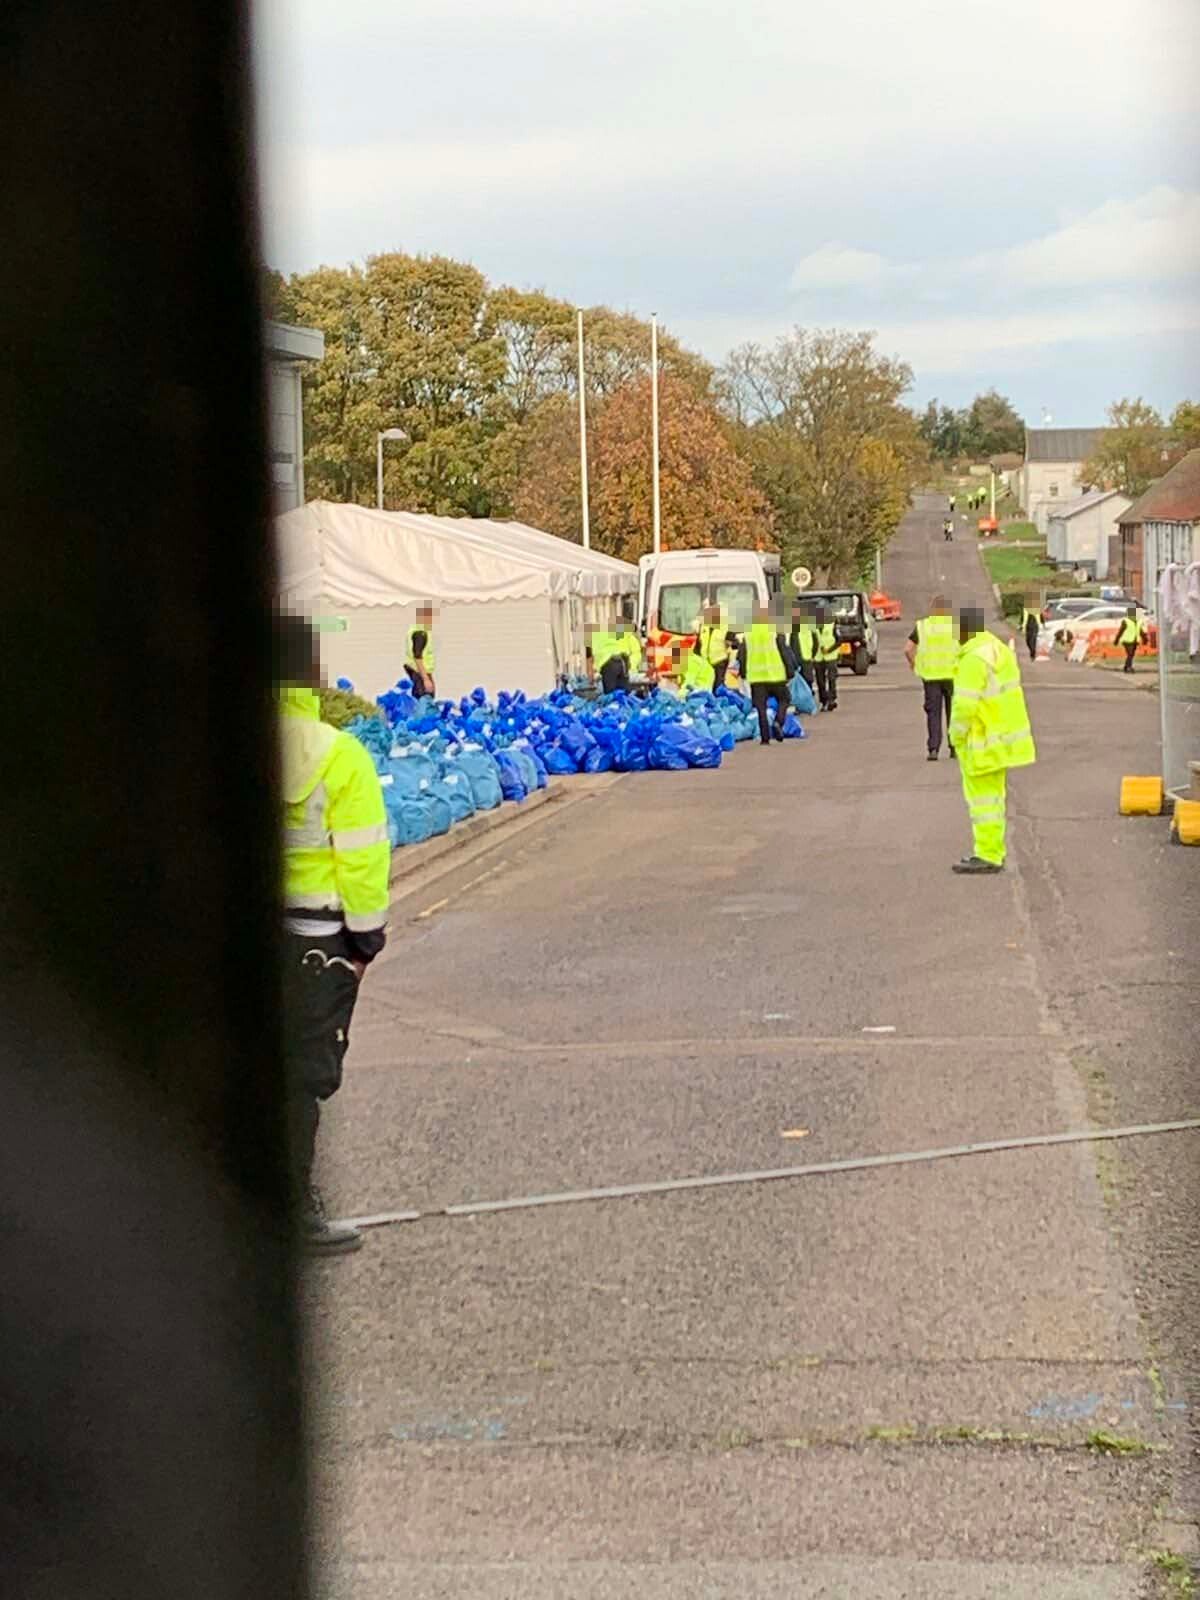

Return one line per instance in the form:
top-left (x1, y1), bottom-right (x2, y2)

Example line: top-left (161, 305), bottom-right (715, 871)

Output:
top-left (0, 4), bottom-right (307, 1599)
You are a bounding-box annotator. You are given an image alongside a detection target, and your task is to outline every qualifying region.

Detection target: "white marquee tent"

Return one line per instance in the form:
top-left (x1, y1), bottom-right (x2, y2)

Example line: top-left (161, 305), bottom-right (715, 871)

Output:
top-left (274, 501), bottom-right (637, 701)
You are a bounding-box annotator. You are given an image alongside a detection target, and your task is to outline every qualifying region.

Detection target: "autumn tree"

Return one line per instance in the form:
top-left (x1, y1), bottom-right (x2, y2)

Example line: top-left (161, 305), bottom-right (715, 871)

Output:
top-left (722, 329), bottom-right (924, 584)
top-left (962, 390), bottom-right (1024, 458)
top-left (1082, 398), bottom-right (1171, 498)
top-left (1170, 400), bottom-right (1200, 453)
top-left (503, 375), bottom-right (773, 561)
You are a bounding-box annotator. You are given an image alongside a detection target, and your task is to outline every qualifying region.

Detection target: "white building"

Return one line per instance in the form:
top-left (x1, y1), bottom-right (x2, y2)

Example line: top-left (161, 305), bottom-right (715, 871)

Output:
top-left (265, 321), bottom-right (325, 513)
top-left (274, 500), bottom-right (638, 701)
top-left (1045, 488), bottom-right (1132, 580)
top-left (1017, 428), bottom-right (1104, 534)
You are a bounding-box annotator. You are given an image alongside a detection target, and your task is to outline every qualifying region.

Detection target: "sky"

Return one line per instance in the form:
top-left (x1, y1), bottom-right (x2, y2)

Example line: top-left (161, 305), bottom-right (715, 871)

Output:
top-left (254, 0), bottom-right (1200, 424)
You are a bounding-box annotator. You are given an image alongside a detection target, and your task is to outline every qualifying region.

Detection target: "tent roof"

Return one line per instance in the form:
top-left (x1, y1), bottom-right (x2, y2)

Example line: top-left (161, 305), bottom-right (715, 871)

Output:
top-left (275, 501), bottom-right (636, 609)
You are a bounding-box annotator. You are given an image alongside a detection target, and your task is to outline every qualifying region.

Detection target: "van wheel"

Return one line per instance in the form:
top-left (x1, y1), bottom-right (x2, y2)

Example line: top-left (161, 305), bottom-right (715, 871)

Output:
top-left (852, 646), bottom-right (870, 676)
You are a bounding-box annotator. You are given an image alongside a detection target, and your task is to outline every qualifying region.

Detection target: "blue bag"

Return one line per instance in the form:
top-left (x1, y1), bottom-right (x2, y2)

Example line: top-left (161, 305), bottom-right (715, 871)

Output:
top-left (543, 744), bottom-right (577, 776)
top-left (493, 749), bottom-right (529, 802)
top-left (789, 672), bottom-right (816, 715)
top-left (584, 746), bottom-right (614, 773)
top-left (450, 747), bottom-right (503, 810)
top-left (559, 720), bottom-right (597, 769)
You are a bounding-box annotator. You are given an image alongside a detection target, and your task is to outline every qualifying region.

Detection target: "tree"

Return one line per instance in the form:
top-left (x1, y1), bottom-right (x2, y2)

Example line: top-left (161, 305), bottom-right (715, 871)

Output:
top-left (721, 328), bottom-right (924, 583)
top-left (961, 390), bottom-right (1024, 458)
top-left (1170, 400), bottom-right (1200, 453)
top-left (503, 375), bottom-right (773, 562)
top-left (1082, 398), bottom-right (1170, 498)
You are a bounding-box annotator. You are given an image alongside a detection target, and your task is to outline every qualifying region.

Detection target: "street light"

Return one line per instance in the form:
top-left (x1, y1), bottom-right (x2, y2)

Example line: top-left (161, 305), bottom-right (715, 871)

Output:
top-left (376, 427), bottom-right (407, 510)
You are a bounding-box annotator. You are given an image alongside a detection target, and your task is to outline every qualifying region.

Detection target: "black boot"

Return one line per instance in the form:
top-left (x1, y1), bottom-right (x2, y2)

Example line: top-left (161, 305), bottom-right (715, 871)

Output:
top-left (951, 855), bottom-right (1003, 875)
top-left (302, 1185), bottom-right (363, 1255)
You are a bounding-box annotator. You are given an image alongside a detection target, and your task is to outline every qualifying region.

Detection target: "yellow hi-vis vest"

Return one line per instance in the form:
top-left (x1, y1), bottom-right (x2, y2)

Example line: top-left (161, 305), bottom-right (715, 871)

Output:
top-left (949, 632), bottom-right (1037, 776)
top-left (913, 614), bottom-right (958, 681)
top-left (1116, 617), bottom-right (1142, 647)
top-left (280, 688), bottom-right (390, 935)
top-left (699, 623), bottom-right (729, 664)
top-left (682, 647), bottom-right (716, 692)
top-left (407, 626), bottom-right (435, 673)
top-left (794, 623), bottom-right (816, 662)
top-left (815, 622), bottom-right (839, 661)
top-left (1022, 608), bottom-right (1040, 628)
top-left (743, 622), bottom-right (786, 683)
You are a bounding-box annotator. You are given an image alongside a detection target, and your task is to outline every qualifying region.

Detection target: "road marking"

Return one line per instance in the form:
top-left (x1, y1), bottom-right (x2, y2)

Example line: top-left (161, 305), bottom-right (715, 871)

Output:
top-left (412, 859), bottom-right (510, 922)
top-left (340, 1117), bottom-right (1200, 1231)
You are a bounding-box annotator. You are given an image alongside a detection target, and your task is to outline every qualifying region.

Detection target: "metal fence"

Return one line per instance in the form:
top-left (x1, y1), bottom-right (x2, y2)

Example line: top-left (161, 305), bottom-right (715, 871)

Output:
top-left (1156, 558), bottom-right (1200, 799)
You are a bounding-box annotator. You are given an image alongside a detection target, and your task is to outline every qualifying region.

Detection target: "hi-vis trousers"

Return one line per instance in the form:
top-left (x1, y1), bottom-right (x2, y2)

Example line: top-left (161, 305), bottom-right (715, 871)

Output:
top-left (961, 766), bottom-right (1007, 865)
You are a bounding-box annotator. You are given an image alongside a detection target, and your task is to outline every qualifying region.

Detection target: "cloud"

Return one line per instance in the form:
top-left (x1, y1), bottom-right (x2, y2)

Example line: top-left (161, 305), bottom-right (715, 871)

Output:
top-left (788, 244), bottom-right (895, 292)
top-left (987, 186), bottom-right (1200, 290)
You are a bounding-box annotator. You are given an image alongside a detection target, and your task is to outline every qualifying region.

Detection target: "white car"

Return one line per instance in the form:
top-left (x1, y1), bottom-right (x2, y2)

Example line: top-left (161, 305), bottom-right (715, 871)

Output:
top-left (1041, 604), bottom-right (1147, 646)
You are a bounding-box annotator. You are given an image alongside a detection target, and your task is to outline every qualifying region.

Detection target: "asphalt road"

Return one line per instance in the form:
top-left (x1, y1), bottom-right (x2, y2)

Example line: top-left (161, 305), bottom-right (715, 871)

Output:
top-left (309, 493), bottom-right (1200, 1598)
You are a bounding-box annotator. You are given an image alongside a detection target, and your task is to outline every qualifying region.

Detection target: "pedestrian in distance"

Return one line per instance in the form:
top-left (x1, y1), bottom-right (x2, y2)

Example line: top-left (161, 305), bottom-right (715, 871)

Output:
top-left (1021, 599), bottom-right (1040, 663)
top-left (943, 518), bottom-right (954, 542)
top-left (405, 602), bottom-right (437, 698)
top-left (948, 494), bottom-right (956, 514)
top-left (812, 603), bottom-right (841, 711)
top-left (790, 599), bottom-right (818, 699)
top-left (738, 599), bottom-right (789, 745)
top-left (905, 593), bottom-right (958, 761)
top-left (277, 614), bottom-right (391, 1254)
top-left (1115, 608), bottom-right (1146, 673)
top-left (947, 606), bottom-right (1037, 874)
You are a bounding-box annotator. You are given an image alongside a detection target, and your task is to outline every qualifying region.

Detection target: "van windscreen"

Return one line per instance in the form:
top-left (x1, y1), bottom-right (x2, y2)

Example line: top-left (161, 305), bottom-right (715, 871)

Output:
top-left (658, 581), bottom-right (756, 633)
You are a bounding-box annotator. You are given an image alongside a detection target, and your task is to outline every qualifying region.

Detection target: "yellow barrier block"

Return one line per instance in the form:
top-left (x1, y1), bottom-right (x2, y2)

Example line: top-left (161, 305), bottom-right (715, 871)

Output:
top-left (1119, 775), bottom-right (1163, 816)
top-left (1171, 799), bottom-right (1200, 845)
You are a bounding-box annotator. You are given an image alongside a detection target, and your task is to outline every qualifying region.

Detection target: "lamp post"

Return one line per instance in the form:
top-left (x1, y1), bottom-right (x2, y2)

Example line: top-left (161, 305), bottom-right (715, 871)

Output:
top-left (650, 313), bottom-right (661, 555)
top-left (376, 427), bottom-right (407, 510)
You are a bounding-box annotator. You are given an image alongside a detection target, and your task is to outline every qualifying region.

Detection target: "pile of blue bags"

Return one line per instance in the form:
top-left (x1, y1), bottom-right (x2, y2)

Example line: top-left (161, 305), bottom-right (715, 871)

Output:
top-left (341, 674), bottom-right (809, 848)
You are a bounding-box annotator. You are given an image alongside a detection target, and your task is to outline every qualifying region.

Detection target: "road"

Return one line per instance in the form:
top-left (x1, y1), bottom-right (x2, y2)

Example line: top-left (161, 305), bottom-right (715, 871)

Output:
top-left (310, 493), bottom-right (1200, 1598)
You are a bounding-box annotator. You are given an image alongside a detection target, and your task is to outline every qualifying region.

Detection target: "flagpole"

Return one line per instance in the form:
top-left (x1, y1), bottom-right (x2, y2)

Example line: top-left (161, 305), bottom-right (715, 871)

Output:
top-left (575, 310), bottom-right (591, 551)
top-left (650, 312), bottom-right (662, 554)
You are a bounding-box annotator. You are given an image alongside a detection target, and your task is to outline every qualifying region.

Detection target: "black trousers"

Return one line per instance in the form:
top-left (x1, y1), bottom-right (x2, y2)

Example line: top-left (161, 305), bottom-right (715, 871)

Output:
top-left (814, 660), bottom-right (838, 708)
top-left (1123, 643), bottom-right (1137, 672)
top-left (751, 681), bottom-right (788, 743)
top-left (600, 655), bottom-right (630, 694)
top-left (712, 659), bottom-right (728, 691)
top-left (797, 660), bottom-right (815, 690)
top-left (282, 929), bottom-right (362, 1196)
top-left (1024, 617), bottom-right (1039, 661)
top-left (922, 678), bottom-right (953, 754)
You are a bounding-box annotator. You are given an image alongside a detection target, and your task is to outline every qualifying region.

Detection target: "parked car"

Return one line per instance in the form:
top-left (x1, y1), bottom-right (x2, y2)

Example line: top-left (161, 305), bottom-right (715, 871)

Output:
top-left (804, 589), bottom-right (879, 675)
top-left (1042, 604), bottom-right (1150, 646)
top-left (1042, 594), bottom-right (1143, 623)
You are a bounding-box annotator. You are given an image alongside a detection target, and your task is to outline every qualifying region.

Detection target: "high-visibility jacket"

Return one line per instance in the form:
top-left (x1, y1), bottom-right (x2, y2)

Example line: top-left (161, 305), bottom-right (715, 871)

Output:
top-left (1116, 617), bottom-right (1144, 647)
top-left (743, 622), bottom-right (787, 683)
top-left (698, 623), bottom-right (730, 664)
top-left (592, 630), bottom-right (640, 672)
top-left (280, 688), bottom-right (390, 936)
top-left (1021, 608), bottom-right (1039, 628)
top-left (815, 622), bottom-right (840, 662)
top-left (793, 623), bottom-right (816, 662)
top-left (949, 631), bottom-right (1036, 776)
top-left (913, 614), bottom-right (958, 681)
top-left (681, 648), bottom-right (716, 692)
top-left (407, 626), bottom-right (435, 674)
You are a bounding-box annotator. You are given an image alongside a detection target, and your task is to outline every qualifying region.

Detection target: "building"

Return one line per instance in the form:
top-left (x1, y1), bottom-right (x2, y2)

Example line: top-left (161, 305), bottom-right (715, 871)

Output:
top-left (1045, 488), bottom-right (1131, 581)
top-left (1114, 449), bottom-right (1200, 609)
top-left (1016, 428), bottom-right (1104, 534)
top-left (265, 320), bottom-right (324, 513)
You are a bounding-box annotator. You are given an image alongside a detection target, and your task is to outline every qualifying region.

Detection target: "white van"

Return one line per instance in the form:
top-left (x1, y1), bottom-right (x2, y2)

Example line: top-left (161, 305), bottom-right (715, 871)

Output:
top-left (638, 548), bottom-right (781, 674)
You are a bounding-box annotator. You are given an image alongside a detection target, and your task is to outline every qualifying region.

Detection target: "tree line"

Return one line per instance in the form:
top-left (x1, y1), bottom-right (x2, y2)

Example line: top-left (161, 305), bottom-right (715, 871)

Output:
top-left (917, 391), bottom-right (1026, 462)
top-left (1081, 398), bottom-right (1200, 499)
top-left (265, 253), bottom-right (928, 585)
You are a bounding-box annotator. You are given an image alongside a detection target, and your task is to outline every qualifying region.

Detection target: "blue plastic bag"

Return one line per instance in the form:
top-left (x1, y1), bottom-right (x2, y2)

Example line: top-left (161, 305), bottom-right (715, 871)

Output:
top-left (558, 720), bottom-right (596, 769)
top-left (782, 711), bottom-right (807, 740)
top-left (449, 747), bottom-right (503, 810)
top-left (789, 672), bottom-right (816, 715)
top-left (543, 744), bottom-right (577, 777)
top-left (493, 749), bottom-right (529, 802)
top-left (584, 745), bottom-right (614, 773)
top-left (432, 768), bottom-right (476, 823)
